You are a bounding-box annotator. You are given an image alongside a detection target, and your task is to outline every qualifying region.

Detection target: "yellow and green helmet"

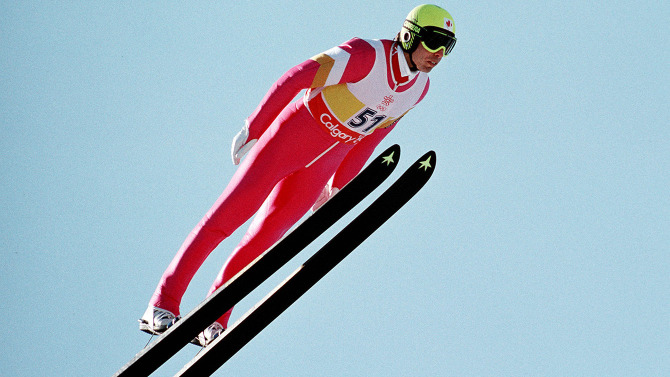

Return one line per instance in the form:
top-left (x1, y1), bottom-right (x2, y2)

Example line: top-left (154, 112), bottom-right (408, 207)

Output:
top-left (399, 4), bottom-right (457, 55)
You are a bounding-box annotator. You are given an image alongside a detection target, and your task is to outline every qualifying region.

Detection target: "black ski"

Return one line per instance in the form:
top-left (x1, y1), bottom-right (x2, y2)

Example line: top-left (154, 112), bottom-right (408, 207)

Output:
top-left (113, 144), bottom-right (400, 377)
top-left (175, 150), bottom-right (436, 377)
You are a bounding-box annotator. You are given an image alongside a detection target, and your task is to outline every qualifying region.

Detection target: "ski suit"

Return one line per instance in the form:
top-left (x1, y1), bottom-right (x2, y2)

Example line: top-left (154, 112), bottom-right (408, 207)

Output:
top-left (149, 38), bottom-right (430, 327)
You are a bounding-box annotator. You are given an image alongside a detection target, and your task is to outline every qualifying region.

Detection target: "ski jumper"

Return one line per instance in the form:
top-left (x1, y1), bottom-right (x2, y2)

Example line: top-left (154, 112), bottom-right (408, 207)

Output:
top-left (149, 38), bottom-right (430, 327)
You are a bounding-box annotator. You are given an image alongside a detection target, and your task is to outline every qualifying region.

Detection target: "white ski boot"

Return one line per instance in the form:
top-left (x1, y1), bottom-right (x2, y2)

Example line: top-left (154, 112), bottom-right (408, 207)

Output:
top-left (191, 322), bottom-right (225, 347)
top-left (139, 306), bottom-right (180, 335)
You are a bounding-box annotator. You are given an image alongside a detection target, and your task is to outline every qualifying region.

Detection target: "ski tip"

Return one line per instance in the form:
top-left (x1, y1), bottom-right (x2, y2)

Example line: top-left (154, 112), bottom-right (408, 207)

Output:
top-left (415, 150), bottom-right (436, 175)
top-left (377, 144), bottom-right (401, 168)
top-left (385, 144), bottom-right (400, 156)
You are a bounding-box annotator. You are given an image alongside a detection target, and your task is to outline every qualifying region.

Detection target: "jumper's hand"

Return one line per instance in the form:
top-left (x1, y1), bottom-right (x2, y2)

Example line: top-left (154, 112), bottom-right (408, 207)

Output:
top-left (231, 120), bottom-right (257, 165)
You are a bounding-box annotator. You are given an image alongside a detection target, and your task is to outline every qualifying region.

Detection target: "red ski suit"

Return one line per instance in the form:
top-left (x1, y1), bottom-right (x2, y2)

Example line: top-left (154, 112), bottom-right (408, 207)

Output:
top-left (150, 38), bottom-right (430, 327)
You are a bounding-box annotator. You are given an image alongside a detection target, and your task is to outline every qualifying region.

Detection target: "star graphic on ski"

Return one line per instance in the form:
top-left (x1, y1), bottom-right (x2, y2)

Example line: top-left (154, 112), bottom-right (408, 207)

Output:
top-left (419, 156), bottom-right (433, 171)
top-left (381, 151), bottom-right (396, 166)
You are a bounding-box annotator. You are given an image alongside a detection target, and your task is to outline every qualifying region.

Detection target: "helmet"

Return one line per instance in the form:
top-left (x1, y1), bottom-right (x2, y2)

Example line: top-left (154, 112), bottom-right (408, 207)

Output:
top-left (399, 4), bottom-right (457, 55)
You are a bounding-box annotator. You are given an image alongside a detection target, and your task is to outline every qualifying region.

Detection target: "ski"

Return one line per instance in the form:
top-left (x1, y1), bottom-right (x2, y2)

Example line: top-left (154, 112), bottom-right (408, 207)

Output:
top-left (113, 144), bottom-right (400, 377)
top-left (175, 150), bottom-right (436, 377)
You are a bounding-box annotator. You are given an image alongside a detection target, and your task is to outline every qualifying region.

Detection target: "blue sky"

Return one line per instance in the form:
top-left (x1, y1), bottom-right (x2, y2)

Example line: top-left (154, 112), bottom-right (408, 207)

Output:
top-left (1, 1), bottom-right (668, 376)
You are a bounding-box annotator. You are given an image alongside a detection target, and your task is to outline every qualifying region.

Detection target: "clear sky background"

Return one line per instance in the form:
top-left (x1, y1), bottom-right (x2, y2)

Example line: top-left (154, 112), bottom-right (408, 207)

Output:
top-left (1, 1), bottom-right (668, 376)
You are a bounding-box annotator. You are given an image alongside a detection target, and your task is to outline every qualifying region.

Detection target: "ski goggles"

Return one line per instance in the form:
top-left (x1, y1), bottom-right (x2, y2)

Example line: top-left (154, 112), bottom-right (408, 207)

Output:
top-left (405, 21), bottom-right (457, 55)
top-left (420, 27), bottom-right (457, 55)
